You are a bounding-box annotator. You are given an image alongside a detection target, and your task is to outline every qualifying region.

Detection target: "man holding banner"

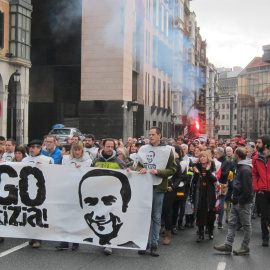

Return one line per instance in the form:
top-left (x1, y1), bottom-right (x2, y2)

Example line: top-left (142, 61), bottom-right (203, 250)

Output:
top-left (137, 126), bottom-right (177, 256)
top-left (22, 139), bottom-right (54, 248)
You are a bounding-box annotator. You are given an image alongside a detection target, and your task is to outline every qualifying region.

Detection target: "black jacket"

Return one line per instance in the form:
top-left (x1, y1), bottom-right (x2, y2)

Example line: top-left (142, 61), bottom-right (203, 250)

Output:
top-left (218, 155), bottom-right (231, 184)
top-left (191, 162), bottom-right (217, 214)
top-left (232, 160), bottom-right (254, 205)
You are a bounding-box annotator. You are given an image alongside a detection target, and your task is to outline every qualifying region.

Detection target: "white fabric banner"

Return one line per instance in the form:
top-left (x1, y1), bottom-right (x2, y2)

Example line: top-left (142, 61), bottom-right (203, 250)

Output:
top-left (0, 163), bottom-right (153, 250)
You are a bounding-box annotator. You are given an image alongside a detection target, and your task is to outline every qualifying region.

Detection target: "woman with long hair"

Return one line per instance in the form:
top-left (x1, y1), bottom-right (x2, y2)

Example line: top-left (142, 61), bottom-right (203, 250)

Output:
top-left (12, 146), bottom-right (27, 162)
top-left (55, 141), bottom-right (92, 251)
top-left (191, 151), bottom-right (217, 242)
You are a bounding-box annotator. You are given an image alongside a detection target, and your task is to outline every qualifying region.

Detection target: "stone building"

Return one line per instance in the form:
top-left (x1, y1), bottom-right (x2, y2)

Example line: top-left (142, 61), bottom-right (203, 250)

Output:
top-left (0, 0), bottom-right (32, 144)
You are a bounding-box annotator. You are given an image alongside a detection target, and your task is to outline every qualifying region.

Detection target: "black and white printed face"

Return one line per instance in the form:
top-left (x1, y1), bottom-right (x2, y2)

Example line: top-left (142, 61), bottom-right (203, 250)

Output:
top-left (81, 176), bottom-right (123, 238)
top-left (146, 152), bottom-right (155, 164)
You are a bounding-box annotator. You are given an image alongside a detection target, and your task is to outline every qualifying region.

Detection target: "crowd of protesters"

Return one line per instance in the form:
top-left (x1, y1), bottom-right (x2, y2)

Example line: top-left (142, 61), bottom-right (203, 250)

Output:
top-left (0, 131), bottom-right (269, 257)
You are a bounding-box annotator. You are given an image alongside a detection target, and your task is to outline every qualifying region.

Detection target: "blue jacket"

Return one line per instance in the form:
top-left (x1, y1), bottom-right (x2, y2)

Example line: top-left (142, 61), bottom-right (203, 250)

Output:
top-left (41, 147), bottom-right (62, 164)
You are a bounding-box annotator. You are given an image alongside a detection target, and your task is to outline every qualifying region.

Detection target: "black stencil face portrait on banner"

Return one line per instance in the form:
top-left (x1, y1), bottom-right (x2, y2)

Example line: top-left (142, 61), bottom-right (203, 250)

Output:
top-left (78, 169), bottom-right (132, 246)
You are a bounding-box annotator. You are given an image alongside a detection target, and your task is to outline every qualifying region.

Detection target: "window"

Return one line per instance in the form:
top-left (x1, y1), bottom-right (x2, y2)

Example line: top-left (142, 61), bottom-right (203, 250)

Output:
top-left (222, 115), bottom-right (225, 120)
top-left (160, 4), bottom-right (164, 33)
top-left (10, 3), bottom-right (32, 60)
top-left (153, 0), bottom-right (159, 28)
top-left (234, 114), bottom-right (237, 120)
top-left (153, 36), bottom-right (158, 68)
top-left (0, 12), bottom-right (4, 49)
top-left (152, 76), bottom-right (156, 106)
top-left (163, 81), bottom-right (166, 107)
top-left (227, 104), bottom-right (229, 109)
top-left (158, 79), bottom-right (161, 107)
top-left (222, 104), bottom-right (225, 109)
top-left (167, 83), bottom-right (171, 109)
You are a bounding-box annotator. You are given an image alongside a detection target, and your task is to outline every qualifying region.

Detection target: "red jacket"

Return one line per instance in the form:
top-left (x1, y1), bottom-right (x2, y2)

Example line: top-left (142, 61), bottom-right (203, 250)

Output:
top-left (252, 152), bottom-right (270, 191)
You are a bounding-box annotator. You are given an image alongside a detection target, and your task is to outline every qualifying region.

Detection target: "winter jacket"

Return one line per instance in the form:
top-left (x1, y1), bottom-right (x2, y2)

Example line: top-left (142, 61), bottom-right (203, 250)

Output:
top-left (92, 150), bottom-right (127, 170)
top-left (41, 147), bottom-right (62, 164)
top-left (232, 159), bottom-right (253, 205)
top-left (217, 155), bottom-right (230, 184)
top-left (191, 162), bottom-right (217, 215)
top-left (252, 151), bottom-right (270, 192)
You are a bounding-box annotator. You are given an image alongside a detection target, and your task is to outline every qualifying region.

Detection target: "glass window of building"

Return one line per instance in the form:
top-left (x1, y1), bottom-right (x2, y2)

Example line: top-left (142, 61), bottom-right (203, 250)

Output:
top-left (10, 1), bottom-right (32, 60)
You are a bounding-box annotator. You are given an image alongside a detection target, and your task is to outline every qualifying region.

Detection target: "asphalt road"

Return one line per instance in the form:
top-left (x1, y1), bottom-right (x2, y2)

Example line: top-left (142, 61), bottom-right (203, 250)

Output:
top-left (0, 216), bottom-right (269, 270)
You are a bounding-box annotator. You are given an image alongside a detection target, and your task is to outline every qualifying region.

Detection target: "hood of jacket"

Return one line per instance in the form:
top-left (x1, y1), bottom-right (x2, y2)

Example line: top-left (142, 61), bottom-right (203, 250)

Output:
top-left (237, 159), bottom-right (252, 168)
top-left (99, 150), bottom-right (117, 161)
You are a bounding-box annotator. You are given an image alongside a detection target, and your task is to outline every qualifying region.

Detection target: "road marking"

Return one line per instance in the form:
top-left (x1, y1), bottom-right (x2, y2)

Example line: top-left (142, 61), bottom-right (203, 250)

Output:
top-left (0, 242), bottom-right (29, 258)
top-left (217, 262), bottom-right (226, 270)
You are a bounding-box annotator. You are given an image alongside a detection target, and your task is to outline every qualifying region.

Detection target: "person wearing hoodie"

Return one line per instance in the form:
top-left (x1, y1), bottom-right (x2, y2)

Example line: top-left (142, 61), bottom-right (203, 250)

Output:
top-left (92, 138), bottom-right (127, 170)
top-left (214, 147), bottom-right (253, 255)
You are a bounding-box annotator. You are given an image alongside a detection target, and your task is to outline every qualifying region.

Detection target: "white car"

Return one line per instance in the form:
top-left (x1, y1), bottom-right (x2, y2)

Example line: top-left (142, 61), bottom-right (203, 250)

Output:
top-left (48, 127), bottom-right (85, 144)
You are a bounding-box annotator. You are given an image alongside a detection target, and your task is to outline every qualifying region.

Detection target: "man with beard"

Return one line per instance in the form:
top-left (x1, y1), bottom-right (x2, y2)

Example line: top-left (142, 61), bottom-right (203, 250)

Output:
top-left (84, 134), bottom-right (98, 160)
top-left (91, 138), bottom-right (127, 255)
top-left (252, 135), bottom-right (270, 247)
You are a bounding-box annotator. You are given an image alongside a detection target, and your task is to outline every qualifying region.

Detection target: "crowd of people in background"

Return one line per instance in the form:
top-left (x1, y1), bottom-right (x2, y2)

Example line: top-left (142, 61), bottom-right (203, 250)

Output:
top-left (0, 131), bottom-right (269, 257)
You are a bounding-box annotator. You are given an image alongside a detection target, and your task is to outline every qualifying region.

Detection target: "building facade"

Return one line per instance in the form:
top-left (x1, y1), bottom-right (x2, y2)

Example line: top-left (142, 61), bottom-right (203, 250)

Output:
top-left (0, 0), bottom-right (32, 144)
top-left (28, 0), bottom-right (218, 141)
top-left (238, 57), bottom-right (270, 140)
top-left (217, 67), bottom-right (242, 140)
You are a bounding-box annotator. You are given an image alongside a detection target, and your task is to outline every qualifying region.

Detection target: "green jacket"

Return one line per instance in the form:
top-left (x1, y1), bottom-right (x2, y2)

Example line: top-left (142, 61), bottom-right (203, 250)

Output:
top-left (137, 149), bottom-right (177, 192)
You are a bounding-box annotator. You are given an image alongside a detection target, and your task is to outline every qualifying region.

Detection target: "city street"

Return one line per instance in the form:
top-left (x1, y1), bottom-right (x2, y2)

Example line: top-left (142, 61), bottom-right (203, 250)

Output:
top-left (0, 216), bottom-right (268, 270)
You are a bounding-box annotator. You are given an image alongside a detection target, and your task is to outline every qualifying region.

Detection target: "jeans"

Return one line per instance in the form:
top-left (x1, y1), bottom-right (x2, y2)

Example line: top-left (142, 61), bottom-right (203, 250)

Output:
top-left (256, 191), bottom-right (270, 241)
top-left (225, 203), bottom-right (252, 248)
top-left (218, 195), bottom-right (226, 224)
top-left (151, 187), bottom-right (164, 247)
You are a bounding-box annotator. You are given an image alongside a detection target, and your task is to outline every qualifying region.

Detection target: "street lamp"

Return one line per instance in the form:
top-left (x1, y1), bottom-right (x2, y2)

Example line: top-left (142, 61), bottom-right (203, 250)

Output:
top-left (13, 70), bottom-right (21, 83)
top-left (131, 100), bottom-right (138, 139)
top-left (11, 70), bottom-right (21, 141)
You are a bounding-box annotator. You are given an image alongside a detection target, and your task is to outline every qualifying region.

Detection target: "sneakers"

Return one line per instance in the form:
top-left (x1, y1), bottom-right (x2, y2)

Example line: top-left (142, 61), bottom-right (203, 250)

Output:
top-left (233, 246), bottom-right (250, 255)
top-left (103, 247), bottom-right (113, 255)
top-left (217, 222), bottom-right (223, 229)
top-left (150, 246), bottom-right (159, 257)
top-left (262, 239), bottom-right (269, 247)
top-left (55, 242), bottom-right (69, 250)
top-left (214, 244), bottom-right (232, 253)
top-left (171, 226), bottom-right (178, 235)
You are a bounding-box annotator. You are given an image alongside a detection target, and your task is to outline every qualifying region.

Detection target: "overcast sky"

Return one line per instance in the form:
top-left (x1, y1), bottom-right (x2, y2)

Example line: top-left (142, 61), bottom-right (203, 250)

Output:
top-left (190, 0), bottom-right (270, 69)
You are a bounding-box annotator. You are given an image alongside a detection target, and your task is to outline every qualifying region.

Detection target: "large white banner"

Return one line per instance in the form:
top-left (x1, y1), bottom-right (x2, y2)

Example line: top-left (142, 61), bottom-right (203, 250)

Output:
top-left (0, 163), bottom-right (153, 250)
